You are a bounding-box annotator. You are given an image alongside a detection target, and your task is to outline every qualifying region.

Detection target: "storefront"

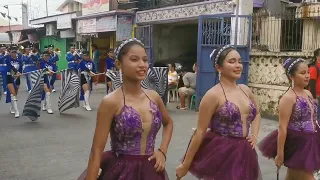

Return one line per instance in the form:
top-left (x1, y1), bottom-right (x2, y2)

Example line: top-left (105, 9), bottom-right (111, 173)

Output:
top-left (75, 10), bottom-right (134, 82)
top-left (30, 12), bottom-right (81, 71)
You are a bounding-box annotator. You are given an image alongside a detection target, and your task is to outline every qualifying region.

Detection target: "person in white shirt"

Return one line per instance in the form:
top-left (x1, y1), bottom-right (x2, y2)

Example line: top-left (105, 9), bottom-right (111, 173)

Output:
top-left (168, 63), bottom-right (178, 89)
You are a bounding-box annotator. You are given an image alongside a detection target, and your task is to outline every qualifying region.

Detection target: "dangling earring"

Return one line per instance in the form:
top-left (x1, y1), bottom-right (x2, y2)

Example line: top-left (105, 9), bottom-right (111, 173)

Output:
top-left (119, 69), bottom-right (123, 83)
top-left (218, 72), bottom-right (221, 81)
top-left (291, 80), bottom-right (294, 88)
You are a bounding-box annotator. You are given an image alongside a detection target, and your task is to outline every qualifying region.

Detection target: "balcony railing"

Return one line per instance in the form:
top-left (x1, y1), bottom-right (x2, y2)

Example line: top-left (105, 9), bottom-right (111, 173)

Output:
top-left (138, 0), bottom-right (207, 10)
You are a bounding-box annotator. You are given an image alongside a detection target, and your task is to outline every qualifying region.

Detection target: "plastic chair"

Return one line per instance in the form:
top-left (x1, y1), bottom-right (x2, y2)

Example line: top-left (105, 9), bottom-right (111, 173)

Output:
top-left (167, 86), bottom-right (179, 103)
top-left (189, 94), bottom-right (196, 110)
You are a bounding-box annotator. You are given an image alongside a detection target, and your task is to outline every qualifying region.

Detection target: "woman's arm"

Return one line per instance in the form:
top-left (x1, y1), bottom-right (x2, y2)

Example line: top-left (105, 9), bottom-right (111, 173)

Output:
top-left (277, 94), bottom-right (294, 155)
top-left (182, 89), bottom-right (218, 167)
top-left (86, 96), bottom-right (118, 180)
top-left (153, 91), bottom-right (173, 154)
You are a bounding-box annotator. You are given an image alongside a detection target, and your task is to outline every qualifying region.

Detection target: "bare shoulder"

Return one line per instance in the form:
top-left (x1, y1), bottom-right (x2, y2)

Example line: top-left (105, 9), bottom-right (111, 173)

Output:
top-left (99, 88), bottom-right (123, 111)
top-left (144, 89), bottom-right (161, 102)
top-left (279, 90), bottom-right (296, 105)
top-left (203, 85), bottom-right (222, 100)
top-left (238, 84), bottom-right (252, 94)
top-left (303, 89), bottom-right (313, 98)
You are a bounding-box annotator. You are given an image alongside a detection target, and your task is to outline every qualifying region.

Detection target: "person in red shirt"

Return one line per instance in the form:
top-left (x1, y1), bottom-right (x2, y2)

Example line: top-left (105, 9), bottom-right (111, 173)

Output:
top-left (309, 48), bottom-right (320, 119)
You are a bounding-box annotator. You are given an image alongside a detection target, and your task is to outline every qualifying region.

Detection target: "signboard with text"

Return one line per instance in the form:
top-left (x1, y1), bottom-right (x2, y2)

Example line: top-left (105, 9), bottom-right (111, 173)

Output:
top-left (96, 16), bottom-right (117, 32)
top-left (82, 0), bottom-right (109, 15)
top-left (77, 18), bottom-right (97, 34)
top-left (116, 15), bottom-right (133, 41)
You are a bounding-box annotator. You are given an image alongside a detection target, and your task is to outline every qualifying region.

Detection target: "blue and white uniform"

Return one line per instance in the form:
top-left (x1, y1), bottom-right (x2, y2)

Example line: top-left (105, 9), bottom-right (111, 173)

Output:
top-left (0, 49), bottom-right (7, 94)
top-left (39, 51), bottom-right (54, 114)
top-left (5, 44), bottom-right (23, 118)
top-left (22, 45), bottom-right (38, 91)
top-left (78, 51), bottom-right (95, 111)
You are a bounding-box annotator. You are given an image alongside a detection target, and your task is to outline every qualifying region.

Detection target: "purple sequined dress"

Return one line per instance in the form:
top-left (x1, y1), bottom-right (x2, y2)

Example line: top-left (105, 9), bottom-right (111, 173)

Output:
top-left (78, 89), bottom-right (168, 180)
top-left (258, 91), bottom-right (320, 172)
top-left (186, 84), bottom-right (262, 180)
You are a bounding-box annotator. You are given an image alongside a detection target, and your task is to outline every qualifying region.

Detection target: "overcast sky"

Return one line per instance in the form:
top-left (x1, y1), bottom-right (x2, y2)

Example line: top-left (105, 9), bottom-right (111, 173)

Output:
top-left (0, 0), bottom-right (64, 24)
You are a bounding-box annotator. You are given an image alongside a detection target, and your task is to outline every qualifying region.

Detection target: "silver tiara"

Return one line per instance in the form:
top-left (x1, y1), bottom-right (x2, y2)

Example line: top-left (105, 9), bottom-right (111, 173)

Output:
top-left (210, 45), bottom-right (234, 65)
top-left (287, 58), bottom-right (305, 75)
top-left (115, 38), bottom-right (144, 60)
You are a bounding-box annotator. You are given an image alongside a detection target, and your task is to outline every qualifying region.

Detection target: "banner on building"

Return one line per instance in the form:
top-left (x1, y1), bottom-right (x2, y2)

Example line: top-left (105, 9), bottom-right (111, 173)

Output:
top-left (116, 15), bottom-right (133, 41)
top-left (82, 0), bottom-right (109, 16)
top-left (77, 18), bottom-right (96, 34)
top-left (96, 16), bottom-right (117, 32)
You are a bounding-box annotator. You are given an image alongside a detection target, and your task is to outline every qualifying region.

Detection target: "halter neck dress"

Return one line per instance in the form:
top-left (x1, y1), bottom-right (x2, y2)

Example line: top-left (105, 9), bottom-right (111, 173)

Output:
top-left (186, 84), bottom-right (262, 180)
top-left (78, 87), bottom-right (168, 180)
top-left (259, 89), bottom-right (320, 172)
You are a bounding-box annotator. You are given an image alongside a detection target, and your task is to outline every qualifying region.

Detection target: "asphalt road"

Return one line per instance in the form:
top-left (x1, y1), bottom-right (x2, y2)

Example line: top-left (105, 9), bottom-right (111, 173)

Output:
top-left (0, 79), bottom-right (286, 180)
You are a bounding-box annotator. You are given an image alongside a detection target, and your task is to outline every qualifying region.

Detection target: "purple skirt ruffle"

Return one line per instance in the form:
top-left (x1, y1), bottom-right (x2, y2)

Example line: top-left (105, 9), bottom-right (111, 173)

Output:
top-left (186, 131), bottom-right (262, 180)
top-left (258, 128), bottom-right (320, 172)
top-left (78, 151), bottom-right (169, 180)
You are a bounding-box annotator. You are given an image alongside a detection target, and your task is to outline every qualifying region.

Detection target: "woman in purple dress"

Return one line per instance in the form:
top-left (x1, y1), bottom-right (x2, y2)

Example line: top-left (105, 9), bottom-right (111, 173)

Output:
top-left (78, 38), bottom-right (173, 180)
top-left (258, 58), bottom-right (320, 180)
top-left (176, 45), bottom-right (262, 180)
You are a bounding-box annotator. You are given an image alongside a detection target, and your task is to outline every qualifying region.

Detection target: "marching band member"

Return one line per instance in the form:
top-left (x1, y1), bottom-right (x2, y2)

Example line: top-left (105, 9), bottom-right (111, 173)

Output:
top-left (5, 44), bottom-right (22, 118)
top-left (78, 51), bottom-right (96, 111)
top-left (66, 44), bottom-right (80, 72)
top-left (0, 44), bottom-right (8, 95)
top-left (22, 44), bottom-right (38, 92)
top-left (48, 44), bottom-right (59, 92)
top-left (105, 48), bottom-right (116, 93)
top-left (44, 46), bottom-right (48, 51)
top-left (40, 51), bottom-right (55, 114)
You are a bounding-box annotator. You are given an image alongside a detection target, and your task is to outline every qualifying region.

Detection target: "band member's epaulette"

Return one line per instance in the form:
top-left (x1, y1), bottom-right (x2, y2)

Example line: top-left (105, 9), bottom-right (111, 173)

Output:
top-left (67, 51), bottom-right (71, 54)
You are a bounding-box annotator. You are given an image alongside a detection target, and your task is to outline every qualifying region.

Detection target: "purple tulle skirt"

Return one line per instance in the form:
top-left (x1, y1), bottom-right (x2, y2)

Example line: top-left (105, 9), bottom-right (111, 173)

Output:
top-left (78, 151), bottom-right (169, 180)
top-left (186, 131), bottom-right (262, 180)
top-left (258, 128), bottom-right (320, 172)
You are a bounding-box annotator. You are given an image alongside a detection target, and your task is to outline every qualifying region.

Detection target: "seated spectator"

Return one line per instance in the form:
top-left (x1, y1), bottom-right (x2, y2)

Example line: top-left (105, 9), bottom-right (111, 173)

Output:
top-left (177, 63), bottom-right (197, 110)
top-left (168, 63), bottom-right (178, 90)
top-left (178, 69), bottom-right (187, 89)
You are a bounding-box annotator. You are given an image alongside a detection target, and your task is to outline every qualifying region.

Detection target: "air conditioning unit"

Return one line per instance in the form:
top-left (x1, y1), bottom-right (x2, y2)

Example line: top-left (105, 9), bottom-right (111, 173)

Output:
top-left (46, 24), bottom-right (58, 36)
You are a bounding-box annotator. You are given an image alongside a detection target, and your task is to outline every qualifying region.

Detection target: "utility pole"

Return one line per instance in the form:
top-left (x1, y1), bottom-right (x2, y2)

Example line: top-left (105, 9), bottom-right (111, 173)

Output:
top-left (45, 0), bottom-right (48, 16)
top-left (3, 5), bottom-right (12, 44)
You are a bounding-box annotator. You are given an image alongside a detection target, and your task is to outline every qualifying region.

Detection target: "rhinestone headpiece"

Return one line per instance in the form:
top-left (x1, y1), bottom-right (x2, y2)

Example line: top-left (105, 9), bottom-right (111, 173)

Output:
top-left (115, 38), bottom-right (144, 60)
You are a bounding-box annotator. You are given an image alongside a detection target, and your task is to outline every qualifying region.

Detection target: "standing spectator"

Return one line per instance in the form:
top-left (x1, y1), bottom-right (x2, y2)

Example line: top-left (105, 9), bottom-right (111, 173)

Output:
top-left (309, 48), bottom-right (320, 119)
top-left (91, 44), bottom-right (100, 84)
top-left (168, 63), bottom-right (178, 90)
top-left (177, 63), bottom-right (197, 110)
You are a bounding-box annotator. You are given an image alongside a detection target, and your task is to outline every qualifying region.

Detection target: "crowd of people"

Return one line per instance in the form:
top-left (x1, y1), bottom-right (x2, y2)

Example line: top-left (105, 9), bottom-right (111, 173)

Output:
top-left (1, 39), bottom-right (320, 180)
top-left (0, 43), bottom-right (99, 117)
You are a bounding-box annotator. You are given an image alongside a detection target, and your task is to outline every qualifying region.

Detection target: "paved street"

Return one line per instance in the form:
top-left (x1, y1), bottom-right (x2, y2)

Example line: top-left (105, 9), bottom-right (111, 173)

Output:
top-left (0, 79), bottom-right (286, 180)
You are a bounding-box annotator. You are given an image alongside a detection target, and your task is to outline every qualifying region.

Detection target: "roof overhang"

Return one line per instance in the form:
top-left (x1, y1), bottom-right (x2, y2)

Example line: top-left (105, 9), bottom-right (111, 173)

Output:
top-left (74, 10), bottom-right (134, 20)
top-left (29, 11), bottom-right (81, 25)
